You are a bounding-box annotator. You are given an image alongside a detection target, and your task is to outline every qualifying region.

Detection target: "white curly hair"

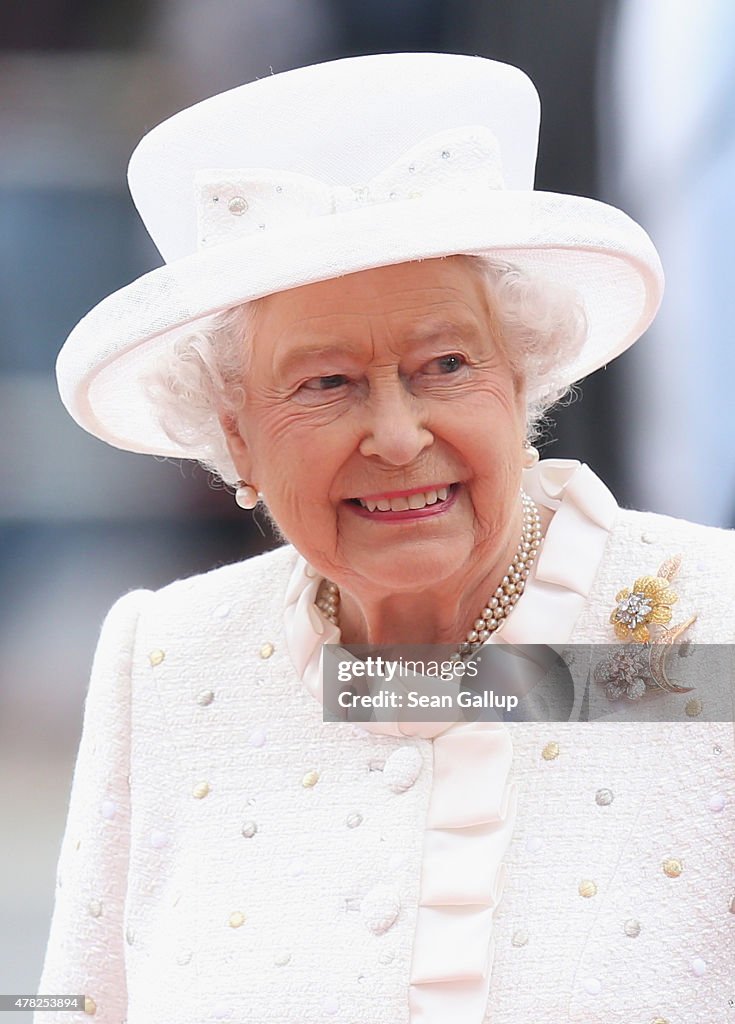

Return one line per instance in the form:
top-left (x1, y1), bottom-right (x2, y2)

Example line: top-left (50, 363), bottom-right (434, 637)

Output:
top-left (143, 255), bottom-right (587, 487)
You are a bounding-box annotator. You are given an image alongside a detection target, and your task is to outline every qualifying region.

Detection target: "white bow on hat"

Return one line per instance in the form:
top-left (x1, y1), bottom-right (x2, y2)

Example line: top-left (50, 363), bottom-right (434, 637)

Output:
top-left (195, 125), bottom-right (505, 248)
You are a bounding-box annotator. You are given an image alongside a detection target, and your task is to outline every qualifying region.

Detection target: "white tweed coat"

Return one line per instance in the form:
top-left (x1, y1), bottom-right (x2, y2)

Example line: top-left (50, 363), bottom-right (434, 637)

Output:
top-left (35, 463), bottom-right (735, 1024)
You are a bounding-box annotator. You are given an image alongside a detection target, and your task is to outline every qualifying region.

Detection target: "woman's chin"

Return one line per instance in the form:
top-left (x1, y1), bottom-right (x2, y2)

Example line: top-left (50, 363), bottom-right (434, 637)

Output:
top-left (344, 544), bottom-right (470, 595)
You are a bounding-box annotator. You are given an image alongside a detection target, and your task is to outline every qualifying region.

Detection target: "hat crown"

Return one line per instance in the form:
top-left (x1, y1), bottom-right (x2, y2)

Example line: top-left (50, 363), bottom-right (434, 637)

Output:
top-left (128, 52), bottom-right (541, 263)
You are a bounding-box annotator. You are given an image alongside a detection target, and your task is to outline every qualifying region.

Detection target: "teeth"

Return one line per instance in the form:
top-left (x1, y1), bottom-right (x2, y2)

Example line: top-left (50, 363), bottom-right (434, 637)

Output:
top-left (357, 485), bottom-right (453, 512)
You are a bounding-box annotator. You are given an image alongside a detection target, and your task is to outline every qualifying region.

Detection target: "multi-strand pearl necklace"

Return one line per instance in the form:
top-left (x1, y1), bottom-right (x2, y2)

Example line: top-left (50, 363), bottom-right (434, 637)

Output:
top-left (315, 491), bottom-right (543, 660)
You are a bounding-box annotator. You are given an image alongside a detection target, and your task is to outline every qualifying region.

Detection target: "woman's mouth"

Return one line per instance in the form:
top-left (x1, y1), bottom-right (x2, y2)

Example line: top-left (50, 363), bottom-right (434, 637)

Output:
top-left (345, 483), bottom-right (459, 521)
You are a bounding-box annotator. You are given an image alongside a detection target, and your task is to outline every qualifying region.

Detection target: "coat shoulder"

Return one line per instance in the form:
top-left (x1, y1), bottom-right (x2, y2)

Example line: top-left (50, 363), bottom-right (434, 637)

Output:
top-left (145, 543), bottom-right (299, 629)
top-left (613, 504), bottom-right (735, 554)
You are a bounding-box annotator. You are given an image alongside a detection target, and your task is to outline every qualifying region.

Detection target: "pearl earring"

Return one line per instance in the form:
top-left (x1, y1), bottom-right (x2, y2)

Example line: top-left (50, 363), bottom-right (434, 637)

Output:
top-left (235, 481), bottom-right (259, 509)
top-left (522, 443), bottom-right (539, 468)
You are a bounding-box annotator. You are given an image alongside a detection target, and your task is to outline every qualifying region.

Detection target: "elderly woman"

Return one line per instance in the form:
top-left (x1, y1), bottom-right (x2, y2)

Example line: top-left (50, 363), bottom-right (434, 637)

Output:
top-left (37, 53), bottom-right (734, 1024)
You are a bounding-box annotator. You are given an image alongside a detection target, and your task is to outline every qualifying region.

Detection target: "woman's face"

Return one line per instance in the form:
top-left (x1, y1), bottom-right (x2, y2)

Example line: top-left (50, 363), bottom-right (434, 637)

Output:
top-left (223, 257), bottom-right (527, 596)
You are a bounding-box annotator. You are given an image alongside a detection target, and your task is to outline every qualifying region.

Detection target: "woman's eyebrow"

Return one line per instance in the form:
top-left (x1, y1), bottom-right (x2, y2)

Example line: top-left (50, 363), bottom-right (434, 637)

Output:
top-left (275, 340), bottom-right (359, 376)
top-left (404, 317), bottom-right (482, 343)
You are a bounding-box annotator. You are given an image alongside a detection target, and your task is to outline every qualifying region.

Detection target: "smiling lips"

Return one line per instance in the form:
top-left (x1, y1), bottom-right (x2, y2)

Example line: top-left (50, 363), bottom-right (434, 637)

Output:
top-left (347, 483), bottom-right (457, 518)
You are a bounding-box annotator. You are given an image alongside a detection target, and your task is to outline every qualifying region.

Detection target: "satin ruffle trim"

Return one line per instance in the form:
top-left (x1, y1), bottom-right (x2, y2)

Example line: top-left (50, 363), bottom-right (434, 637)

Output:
top-left (283, 459), bottom-right (617, 1024)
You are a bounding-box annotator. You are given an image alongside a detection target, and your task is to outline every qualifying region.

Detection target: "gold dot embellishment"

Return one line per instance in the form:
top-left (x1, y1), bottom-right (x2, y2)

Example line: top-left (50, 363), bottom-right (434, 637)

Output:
top-left (196, 689), bottom-right (214, 706)
top-left (83, 996), bottom-right (97, 1015)
top-left (229, 911), bottom-right (246, 928)
top-left (192, 781), bottom-right (210, 799)
top-left (148, 649), bottom-right (165, 667)
top-left (650, 1018), bottom-right (670, 1024)
top-left (542, 741), bottom-right (559, 761)
top-left (685, 698), bottom-right (702, 717)
top-left (259, 642), bottom-right (274, 659)
top-left (624, 918), bottom-right (641, 937)
top-left (578, 879), bottom-right (598, 898)
top-left (663, 857), bottom-right (683, 878)
top-left (302, 770), bottom-right (320, 788)
top-left (88, 899), bottom-right (103, 918)
top-left (511, 929), bottom-right (529, 947)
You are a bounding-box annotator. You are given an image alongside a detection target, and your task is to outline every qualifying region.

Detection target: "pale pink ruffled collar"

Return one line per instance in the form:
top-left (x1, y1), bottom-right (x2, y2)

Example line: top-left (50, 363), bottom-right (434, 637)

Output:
top-left (283, 459), bottom-right (617, 1024)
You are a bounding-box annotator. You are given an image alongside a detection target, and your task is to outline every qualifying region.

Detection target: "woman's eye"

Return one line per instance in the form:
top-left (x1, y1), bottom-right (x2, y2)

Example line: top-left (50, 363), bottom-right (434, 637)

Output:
top-left (302, 374), bottom-right (349, 391)
top-left (429, 353), bottom-right (467, 374)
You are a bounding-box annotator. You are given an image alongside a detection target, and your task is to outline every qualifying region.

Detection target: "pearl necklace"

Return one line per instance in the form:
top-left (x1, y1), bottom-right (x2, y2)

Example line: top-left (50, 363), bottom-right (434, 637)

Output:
top-left (315, 491), bottom-right (542, 659)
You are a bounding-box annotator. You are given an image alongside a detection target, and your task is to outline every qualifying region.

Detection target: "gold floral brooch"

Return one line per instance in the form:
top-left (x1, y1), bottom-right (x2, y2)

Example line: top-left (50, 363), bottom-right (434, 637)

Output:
top-left (595, 555), bottom-right (697, 701)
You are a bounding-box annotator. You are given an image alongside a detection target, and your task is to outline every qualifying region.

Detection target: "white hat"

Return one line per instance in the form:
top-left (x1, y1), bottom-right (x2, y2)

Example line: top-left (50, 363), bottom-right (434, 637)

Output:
top-left (55, 51), bottom-right (664, 458)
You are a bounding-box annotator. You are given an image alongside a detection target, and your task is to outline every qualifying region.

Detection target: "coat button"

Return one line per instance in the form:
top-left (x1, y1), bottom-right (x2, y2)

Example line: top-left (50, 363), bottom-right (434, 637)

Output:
top-left (383, 746), bottom-right (422, 792)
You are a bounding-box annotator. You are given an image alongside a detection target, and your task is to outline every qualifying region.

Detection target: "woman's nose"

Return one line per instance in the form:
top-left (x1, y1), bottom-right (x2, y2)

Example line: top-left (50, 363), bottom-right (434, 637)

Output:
top-left (357, 378), bottom-right (434, 465)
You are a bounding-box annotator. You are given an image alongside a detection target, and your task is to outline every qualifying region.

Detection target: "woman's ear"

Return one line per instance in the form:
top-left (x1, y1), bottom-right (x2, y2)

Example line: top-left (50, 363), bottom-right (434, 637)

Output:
top-left (219, 411), bottom-right (253, 482)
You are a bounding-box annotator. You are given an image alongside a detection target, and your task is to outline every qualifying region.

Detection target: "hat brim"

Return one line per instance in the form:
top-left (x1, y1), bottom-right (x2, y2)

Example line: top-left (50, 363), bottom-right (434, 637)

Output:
top-left (56, 187), bottom-right (663, 457)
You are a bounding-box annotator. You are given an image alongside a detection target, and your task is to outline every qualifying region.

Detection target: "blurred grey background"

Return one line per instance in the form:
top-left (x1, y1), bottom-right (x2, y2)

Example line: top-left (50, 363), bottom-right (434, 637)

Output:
top-left (2, 0), bottom-right (734, 1016)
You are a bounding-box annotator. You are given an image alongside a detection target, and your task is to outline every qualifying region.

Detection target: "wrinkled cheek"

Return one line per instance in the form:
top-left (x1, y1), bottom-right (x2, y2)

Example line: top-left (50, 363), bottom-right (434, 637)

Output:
top-left (333, 499), bottom-right (352, 548)
top-left (335, 502), bottom-right (381, 565)
top-left (264, 486), bottom-right (306, 541)
top-left (464, 474), bottom-right (514, 539)
top-left (452, 486), bottom-right (482, 540)
top-left (291, 494), bottom-right (341, 559)
top-left (319, 503), bottom-right (341, 561)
